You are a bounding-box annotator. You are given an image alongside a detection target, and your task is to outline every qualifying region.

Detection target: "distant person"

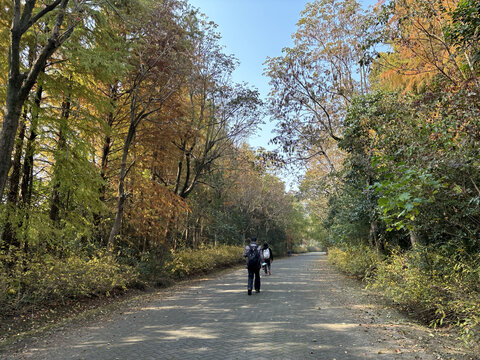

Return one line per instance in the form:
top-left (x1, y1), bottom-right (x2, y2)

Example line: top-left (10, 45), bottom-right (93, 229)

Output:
top-left (261, 242), bottom-right (273, 275)
top-left (243, 236), bottom-right (262, 295)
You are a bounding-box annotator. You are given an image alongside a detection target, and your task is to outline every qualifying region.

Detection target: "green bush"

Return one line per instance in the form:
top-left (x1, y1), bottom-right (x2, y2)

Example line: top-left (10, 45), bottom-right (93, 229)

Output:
top-left (292, 245), bottom-right (308, 254)
top-left (132, 247), bottom-right (173, 287)
top-left (166, 245), bottom-right (244, 279)
top-left (370, 247), bottom-right (480, 341)
top-left (0, 245), bottom-right (245, 317)
top-left (327, 245), bottom-right (382, 279)
top-left (0, 251), bottom-right (137, 316)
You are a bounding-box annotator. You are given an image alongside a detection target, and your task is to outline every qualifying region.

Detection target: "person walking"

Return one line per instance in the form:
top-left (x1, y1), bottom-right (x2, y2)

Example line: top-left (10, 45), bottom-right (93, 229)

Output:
top-left (243, 236), bottom-right (262, 295)
top-left (261, 242), bottom-right (273, 275)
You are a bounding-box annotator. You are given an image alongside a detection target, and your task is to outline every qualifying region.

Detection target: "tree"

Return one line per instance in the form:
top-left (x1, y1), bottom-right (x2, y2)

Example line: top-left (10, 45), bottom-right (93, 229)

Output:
top-left (374, 0), bottom-right (468, 91)
top-left (166, 16), bottom-right (263, 200)
top-left (107, 0), bottom-right (188, 248)
top-left (265, 0), bottom-right (369, 170)
top-left (0, 0), bottom-right (85, 200)
top-left (445, 0), bottom-right (480, 87)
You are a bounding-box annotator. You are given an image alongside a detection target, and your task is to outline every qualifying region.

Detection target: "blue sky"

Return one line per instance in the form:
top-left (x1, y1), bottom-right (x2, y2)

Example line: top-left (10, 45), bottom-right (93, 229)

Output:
top-left (186, 0), bottom-right (377, 190)
top-left (187, 0), bottom-right (310, 149)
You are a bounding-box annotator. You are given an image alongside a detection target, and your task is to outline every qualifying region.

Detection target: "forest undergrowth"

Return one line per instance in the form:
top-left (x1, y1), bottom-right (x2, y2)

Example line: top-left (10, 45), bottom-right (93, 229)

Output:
top-left (328, 245), bottom-right (480, 347)
top-left (0, 244), bottom-right (244, 341)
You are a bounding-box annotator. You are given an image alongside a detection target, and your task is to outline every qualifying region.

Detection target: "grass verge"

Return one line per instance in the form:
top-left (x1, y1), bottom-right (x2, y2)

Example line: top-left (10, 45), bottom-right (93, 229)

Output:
top-left (0, 244), bottom-right (244, 348)
top-left (328, 245), bottom-right (480, 345)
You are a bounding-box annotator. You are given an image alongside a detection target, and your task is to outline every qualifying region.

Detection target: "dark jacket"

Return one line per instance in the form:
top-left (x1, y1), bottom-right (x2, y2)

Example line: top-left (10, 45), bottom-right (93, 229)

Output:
top-left (244, 242), bottom-right (262, 268)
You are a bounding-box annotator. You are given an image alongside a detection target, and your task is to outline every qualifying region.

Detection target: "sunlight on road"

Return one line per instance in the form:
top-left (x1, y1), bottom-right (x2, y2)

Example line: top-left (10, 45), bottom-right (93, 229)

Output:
top-left (153, 326), bottom-right (217, 340)
top-left (309, 323), bottom-right (358, 331)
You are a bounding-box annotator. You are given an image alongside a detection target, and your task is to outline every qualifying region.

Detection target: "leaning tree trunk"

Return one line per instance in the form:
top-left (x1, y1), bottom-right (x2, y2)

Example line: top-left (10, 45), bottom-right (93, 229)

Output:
top-left (107, 120), bottom-right (136, 249)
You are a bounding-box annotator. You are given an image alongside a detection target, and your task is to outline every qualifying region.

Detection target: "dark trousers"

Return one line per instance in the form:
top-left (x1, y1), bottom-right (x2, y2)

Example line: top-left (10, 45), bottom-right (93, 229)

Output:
top-left (247, 267), bottom-right (261, 291)
top-left (263, 259), bottom-right (271, 273)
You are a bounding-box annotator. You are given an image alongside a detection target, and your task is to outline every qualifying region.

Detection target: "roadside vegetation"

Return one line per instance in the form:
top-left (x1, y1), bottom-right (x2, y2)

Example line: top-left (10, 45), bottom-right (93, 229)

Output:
top-left (0, 245), bottom-right (245, 320)
top-left (265, 0), bottom-right (480, 345)
top-left (329, 246), bottom-right (480, 342)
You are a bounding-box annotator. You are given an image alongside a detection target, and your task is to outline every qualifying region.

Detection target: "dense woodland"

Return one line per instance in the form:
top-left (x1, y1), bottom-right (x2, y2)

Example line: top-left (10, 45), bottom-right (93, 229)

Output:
top-left (0, 0), bottom-right (309, 317)
top-left (265, 0), bottom-right (480, 342)
top-left (1, 0), bottom-right (479, 344)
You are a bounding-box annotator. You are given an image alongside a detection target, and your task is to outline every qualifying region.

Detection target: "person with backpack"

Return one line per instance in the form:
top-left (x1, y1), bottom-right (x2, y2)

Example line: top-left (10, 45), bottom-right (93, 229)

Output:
top-left (261, 242), bottom-right (273, 276)
top-left (243, 236), bottom-right (262, 295)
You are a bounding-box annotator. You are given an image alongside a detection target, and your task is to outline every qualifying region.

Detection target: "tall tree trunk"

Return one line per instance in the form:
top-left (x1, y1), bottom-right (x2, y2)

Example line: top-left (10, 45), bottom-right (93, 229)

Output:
top-left (107, 120), bottom-right (136, 249)
top-left (16, 89), bottom-right (40, 257)
top-left (1, 114), bottom-right (27, 249)
top-left (7, 111), bottom-right (27, 205)
top-left (365, 147), bottom-right (383, 252)
top-left (0, 0), bottom-right (75, 200)
top-left (49, 100), bottom-right (70, 222)
top-left (95, 84), bottom-right (118, 244)
top-left (100, 134), bottom-right (112, 198)
top-left (7, 39), bottom-right (37, 207)
top-left (20, 83), bottom-right (43, 206)
top-left (94, 126), bottom-right (112, 243)
top-left (99, 84), bottom-right (119, 202)
top-left (0, 82), bottom-right (23, 200)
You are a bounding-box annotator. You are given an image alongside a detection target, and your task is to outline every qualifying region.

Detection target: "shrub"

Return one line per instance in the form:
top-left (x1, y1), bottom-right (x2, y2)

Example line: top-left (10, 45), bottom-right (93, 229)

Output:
top-left (0, 245), bottom-right (246, 318)
top-left (369, 247), bottom-right (480, 341)
top-left (328, 245), bottom-right (480, 340)
top-left (133, 247), bottom-right (173, 287)
top-left (166, 245), bottom-right (244, 279)
top-left (292, 245), bottom-right (308, 254)
top-left (328, 245), bottom-right (382, 279)
top-left (0, 251), bottom-right (137, 316)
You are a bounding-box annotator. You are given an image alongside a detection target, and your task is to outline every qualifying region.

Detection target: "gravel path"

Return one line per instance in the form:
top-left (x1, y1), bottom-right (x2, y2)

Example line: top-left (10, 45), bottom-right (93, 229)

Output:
top-left (1, 253), bottom-right (476, 359)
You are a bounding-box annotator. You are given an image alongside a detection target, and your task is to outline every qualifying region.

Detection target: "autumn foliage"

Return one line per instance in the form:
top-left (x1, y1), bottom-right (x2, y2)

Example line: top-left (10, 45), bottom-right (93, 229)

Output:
top-left (266, 0), bottom-right (480, 342)
top-left (0, 0), bottom-right (301, 321)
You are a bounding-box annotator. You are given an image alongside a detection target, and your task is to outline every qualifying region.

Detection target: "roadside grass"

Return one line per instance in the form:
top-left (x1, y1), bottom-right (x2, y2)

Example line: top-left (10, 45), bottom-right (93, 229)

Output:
top-left (328, 245), bottom-right (480, 345)
top-left (166, 245), bottom-right (244, 279)
top-left (0, 244), bottom-right (244, 346)
top-left (292, 245), bottom-right (308, 254)
top-left (327, 245), bottom-right (383, 279)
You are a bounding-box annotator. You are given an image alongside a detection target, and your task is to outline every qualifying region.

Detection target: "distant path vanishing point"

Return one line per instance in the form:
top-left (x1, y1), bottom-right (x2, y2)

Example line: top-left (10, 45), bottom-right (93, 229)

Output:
top-left (2, 252), bottom-right (471, 360)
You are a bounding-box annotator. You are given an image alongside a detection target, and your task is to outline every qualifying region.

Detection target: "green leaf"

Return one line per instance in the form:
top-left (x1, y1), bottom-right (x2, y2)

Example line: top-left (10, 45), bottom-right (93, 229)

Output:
top-left (398, 192), bottom-right (411, 202)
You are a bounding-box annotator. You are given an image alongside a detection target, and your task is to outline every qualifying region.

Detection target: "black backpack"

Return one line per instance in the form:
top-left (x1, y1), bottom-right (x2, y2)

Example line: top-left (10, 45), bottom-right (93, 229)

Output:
top-left (247, 244), bottom-right (261, 269)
